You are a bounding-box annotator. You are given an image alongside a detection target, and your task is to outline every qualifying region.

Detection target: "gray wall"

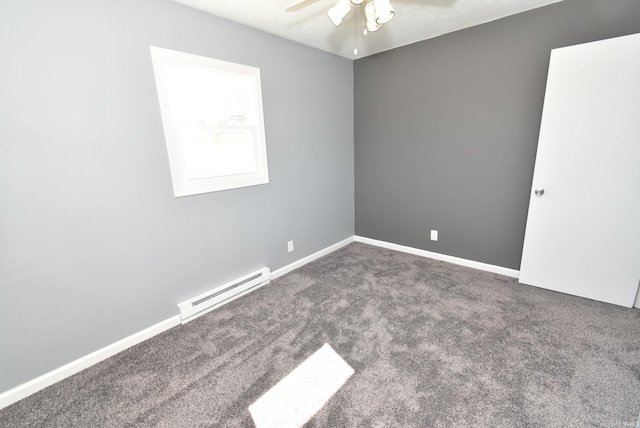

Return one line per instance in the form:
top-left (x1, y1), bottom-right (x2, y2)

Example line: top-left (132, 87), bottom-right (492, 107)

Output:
top-left (354, 0), bottom-right (640, 270)
top-left (0, 0), bottom-right (354, 393)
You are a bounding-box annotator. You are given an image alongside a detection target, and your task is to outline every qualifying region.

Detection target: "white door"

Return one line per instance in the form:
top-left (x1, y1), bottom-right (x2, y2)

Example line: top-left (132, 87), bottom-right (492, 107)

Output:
top-left (519, 33), bottom-right (640, 308)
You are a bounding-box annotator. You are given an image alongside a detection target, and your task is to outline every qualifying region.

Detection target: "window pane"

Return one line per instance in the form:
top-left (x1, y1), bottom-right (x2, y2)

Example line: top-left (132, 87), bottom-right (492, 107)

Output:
top-left (151, 46), bottom-right (269, 197)
top-left (180, 128), bottom-right (257, 180)
top-left (163, 62), bottom-right (257, 127)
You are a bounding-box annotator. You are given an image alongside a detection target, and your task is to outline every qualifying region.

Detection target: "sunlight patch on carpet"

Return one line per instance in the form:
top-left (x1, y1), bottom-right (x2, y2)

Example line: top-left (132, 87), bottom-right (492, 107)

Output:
top-left (249, 343), bottom-right (354, 428)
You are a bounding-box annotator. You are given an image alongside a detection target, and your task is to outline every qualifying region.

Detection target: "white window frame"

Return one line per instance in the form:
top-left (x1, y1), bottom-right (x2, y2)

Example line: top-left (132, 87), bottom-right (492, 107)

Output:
top-left (150, 46), bottom-right (269, 197)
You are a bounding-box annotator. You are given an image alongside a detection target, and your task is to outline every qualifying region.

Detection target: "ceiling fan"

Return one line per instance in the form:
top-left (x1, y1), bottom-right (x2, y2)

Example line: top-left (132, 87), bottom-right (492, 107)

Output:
top-left (285, 0), bottom-right (395, 33)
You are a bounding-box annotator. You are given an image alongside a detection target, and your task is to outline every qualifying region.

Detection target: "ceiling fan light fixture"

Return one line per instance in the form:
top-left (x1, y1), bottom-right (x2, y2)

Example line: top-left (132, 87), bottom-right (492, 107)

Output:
top-left (350, 0), bottom-right (365, 4)
top-left (328, 0), bottom-right (353, 27)
top-left (373, 0), bottom-right (395, 24)
top-left (364, 0), bottom-right (383, 32)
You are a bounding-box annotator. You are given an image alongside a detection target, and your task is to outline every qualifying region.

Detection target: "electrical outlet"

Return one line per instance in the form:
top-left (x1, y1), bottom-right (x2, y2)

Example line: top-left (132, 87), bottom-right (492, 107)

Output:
top-left (287, 240), bottom-right (294, 252)
top-left (430, 230), bottom-right (438, 241)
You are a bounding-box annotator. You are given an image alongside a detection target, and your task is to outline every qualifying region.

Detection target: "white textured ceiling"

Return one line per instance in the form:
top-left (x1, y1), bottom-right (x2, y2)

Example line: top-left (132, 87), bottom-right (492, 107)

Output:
top-left (171, 0), bottom-right (563, 59)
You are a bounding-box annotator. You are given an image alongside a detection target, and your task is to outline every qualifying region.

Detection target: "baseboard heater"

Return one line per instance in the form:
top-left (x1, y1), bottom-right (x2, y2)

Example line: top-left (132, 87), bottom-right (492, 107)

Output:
top-left (178, 267), bottom-right (270, 324)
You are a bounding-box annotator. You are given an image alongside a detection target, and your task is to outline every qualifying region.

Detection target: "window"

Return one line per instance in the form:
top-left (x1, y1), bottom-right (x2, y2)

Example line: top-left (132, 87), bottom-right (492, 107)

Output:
top-left (150, 47), bottom-right (269, 197)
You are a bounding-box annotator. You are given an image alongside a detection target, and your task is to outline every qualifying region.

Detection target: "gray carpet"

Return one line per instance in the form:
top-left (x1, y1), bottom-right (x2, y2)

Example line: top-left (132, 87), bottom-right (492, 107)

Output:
top-left (2, 242), bottom-right (640, 427)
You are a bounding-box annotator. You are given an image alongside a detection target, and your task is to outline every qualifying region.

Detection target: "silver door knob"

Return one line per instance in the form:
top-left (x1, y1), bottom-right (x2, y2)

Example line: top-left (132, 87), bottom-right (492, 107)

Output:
top-left (534, 188), bottom-right (545, 196)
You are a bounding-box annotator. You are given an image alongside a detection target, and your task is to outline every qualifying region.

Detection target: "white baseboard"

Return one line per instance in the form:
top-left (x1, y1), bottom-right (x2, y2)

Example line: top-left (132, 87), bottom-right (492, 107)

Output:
top-left (354, 235), bottom-right (520, 278)
top-left (0, 316), bottom-right (181, 411)
top-left (271, 236), bottom-right (355, 280)
top-left (4, 235), bottom-right (516, 410)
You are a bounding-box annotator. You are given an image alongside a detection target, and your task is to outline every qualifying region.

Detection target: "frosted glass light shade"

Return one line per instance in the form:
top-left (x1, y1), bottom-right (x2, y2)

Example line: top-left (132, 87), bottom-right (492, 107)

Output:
top-left (328, 0), bottom-right (353, 27)
top-left (373, 0), bottom-right (394, 24)
top-left (365, 0), bottom-right (382, 32)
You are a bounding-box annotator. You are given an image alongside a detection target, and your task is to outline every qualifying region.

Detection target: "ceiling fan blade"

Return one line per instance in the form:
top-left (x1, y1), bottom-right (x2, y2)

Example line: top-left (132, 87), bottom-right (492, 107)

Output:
top-left (284, 0), bottom-right (320, 12)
